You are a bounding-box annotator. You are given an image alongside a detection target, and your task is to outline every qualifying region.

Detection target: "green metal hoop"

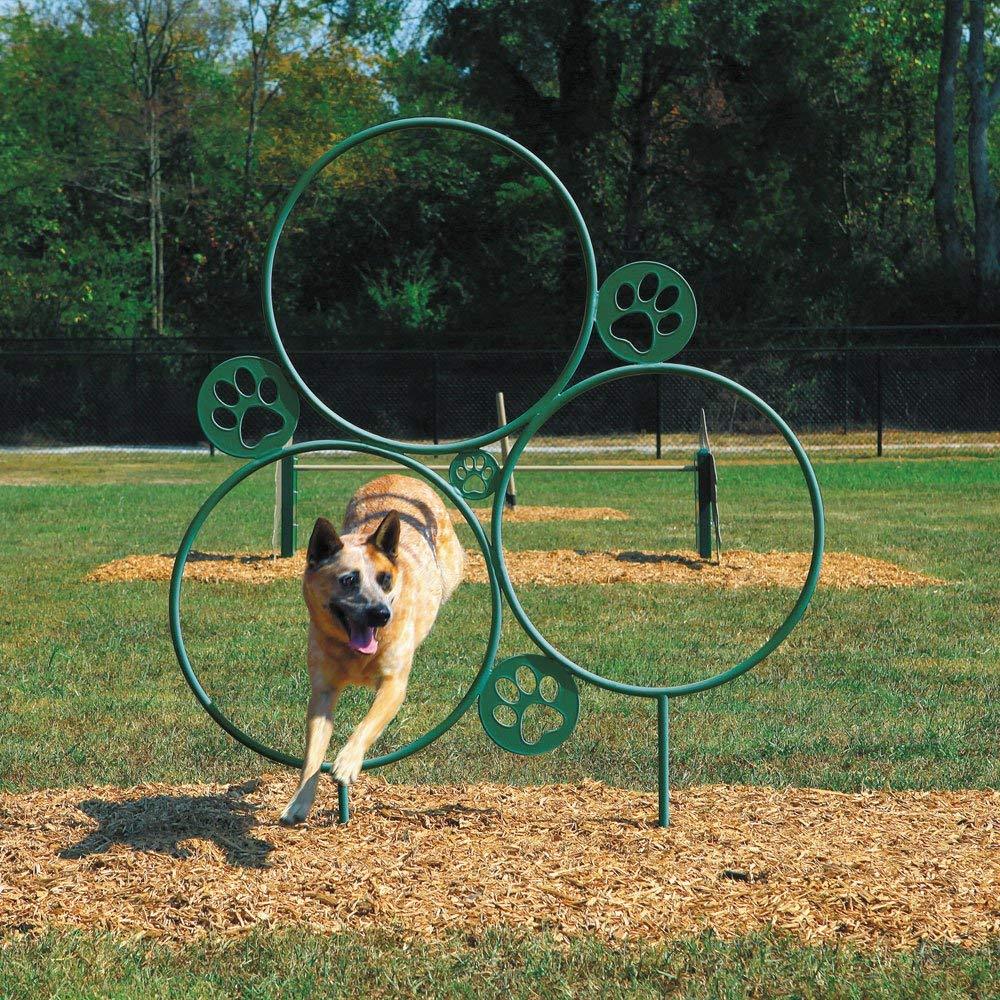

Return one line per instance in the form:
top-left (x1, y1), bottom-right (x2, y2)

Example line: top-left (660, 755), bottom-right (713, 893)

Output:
top-left (489, 364), bottom-right (825, 699)
top-left (169, 441), bottom-right (503, 771)
top-left (261, 117), bottom-right (599, 455)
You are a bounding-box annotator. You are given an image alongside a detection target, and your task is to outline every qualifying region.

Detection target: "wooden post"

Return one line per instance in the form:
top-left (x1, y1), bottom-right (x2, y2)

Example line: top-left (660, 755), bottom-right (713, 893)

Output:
top-left (495, 391), bottom-right (516, 508)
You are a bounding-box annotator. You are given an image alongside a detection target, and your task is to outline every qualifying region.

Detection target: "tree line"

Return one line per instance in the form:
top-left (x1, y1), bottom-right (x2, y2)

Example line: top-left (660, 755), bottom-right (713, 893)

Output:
top-left (1, 0), bottom-right (998, 350)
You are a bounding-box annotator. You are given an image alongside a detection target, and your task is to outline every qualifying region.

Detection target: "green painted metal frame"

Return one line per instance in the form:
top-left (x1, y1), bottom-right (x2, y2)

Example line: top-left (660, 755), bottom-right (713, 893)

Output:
top-left (176, 115), bottom-right (826, 829)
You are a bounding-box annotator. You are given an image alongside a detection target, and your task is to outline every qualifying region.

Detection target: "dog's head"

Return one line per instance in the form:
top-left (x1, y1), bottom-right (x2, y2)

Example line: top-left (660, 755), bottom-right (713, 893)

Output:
top-left (303, 512), bottom-right (401, 655)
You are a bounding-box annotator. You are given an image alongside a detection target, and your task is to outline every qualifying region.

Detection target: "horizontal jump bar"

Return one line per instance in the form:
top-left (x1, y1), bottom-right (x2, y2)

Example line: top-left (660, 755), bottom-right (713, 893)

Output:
top-left (296, 463), bottom-right (696, 472)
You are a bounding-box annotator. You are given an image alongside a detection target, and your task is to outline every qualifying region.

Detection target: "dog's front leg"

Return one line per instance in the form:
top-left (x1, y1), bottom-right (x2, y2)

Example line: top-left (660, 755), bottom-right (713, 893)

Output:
top-left (280, 681), bottom-right (341, 824)
top-left (332, 672), bottom-right (408, 785)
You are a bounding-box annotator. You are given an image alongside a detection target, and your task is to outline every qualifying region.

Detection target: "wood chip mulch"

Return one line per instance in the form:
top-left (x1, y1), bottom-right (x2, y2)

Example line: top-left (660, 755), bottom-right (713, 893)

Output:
top-left (85, 549), bottom-right (945, 590)
top-left (1, 775), bottom-right (997, 949)
top-left (464, 549), bottom-right (946, 590)
top-left (450, 504), bottom-right (630, 523)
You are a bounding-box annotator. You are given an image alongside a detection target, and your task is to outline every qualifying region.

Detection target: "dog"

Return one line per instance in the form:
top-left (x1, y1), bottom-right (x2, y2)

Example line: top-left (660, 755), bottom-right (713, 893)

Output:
top-left (280, 474), bottom-right (464, 824)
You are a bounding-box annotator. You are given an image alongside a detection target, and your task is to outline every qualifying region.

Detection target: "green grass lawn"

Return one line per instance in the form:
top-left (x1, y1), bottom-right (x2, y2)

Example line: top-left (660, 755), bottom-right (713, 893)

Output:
top-left (1, 451), bottom-right (998, 997)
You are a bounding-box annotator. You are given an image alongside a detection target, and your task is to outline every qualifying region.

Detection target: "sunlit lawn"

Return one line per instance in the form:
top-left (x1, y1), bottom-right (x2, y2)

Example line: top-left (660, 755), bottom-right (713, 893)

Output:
top-left (1, 451), bottom-right (997, 997)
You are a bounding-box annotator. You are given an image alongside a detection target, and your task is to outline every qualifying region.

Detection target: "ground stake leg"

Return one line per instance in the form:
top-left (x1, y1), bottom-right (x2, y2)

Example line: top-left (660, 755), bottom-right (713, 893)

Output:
top-left (657, 695), bottom-right (669, 827)
top-left (338, 781), bottom-right (350, 824)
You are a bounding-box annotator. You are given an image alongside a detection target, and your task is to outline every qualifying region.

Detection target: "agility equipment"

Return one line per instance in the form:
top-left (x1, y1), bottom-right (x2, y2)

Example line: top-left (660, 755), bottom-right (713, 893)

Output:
top-left (283, 399), bottom-right (721, 558)
top-left (171, 117), bottom-right (825, 827)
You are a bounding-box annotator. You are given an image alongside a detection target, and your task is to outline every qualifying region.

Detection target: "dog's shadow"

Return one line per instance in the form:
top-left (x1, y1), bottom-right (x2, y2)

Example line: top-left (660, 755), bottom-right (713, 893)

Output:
top-left (59, 779), bottom-right (274, 869)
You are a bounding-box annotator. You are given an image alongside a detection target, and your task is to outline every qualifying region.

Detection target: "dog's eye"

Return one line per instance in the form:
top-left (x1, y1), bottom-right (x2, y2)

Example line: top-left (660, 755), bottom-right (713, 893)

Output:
top-left (377, 572), bottom-right (392, 592)
top-left (339, 572), bottom-right (359, 589)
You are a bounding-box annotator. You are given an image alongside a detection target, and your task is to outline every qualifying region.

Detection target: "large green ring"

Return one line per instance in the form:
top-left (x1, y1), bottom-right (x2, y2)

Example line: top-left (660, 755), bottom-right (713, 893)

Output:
top-left (169, 441), bottom-right (503, 771)
top-left (261, 117), bottom-right (598, 456)
top-left (489, 364), bottom-right (825, 699)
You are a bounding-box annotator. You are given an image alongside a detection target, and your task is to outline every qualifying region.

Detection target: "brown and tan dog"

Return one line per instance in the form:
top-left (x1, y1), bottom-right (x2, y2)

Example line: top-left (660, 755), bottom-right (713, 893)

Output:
top-left (280, 474), bottom-right (464, 824)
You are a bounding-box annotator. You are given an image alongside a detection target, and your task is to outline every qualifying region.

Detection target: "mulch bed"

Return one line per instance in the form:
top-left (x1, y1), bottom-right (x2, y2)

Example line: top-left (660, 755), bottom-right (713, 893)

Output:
top-left (86, 549), bottom-right (945, 590)
top-left (450, 504), bottom-right (630, 524)
top-left (1, 775), bottom-right (996, 949)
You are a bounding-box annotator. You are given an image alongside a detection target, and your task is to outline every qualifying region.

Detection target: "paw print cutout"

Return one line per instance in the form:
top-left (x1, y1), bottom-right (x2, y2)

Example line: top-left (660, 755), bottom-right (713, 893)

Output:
top-left (596, 261), bottom-right (697, 364)
top-left (196, 356), bottom-right (300, 459)
top-left (449, 449), bottom-right (499, 502)
top-left (478, 654), bottom-right (579, 756)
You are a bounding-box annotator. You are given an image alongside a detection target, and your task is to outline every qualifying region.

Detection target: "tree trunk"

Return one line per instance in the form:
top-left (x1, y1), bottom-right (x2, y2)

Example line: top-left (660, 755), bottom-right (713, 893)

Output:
top-left (623, 49), bottom-right (654, 258)
top-left (147, 99), bottom-right (163, 335)
top-left (933, 0), bottom-right (965, 285)
top-left (966, 0), bottom-right (1000, 311)
top-left (240, 63), bottom-right (261, 287)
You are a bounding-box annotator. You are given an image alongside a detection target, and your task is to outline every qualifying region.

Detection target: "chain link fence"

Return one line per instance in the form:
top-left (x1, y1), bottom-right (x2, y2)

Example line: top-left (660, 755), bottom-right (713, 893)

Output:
top-left (1, 338), bottom-right (997, 461)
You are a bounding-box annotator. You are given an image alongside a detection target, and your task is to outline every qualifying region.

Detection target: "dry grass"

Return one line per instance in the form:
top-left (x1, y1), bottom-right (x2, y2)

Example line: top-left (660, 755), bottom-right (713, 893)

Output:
top-left (1, 774), bottom-right (997, 950)
top-left (86, 549), bottom-right (945, 590)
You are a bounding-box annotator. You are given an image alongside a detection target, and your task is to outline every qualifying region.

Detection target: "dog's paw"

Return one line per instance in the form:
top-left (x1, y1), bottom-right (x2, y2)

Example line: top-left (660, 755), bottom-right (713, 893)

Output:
top-left (279, 794), bottom-right (312, 825)
top-left (332, 743), bottom-right (365, 785)
top-left (279, 805), bottom-right (307, 825)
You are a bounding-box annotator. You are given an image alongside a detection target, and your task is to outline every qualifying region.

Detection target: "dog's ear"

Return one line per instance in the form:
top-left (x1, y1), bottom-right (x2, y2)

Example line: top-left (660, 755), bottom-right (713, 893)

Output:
top-left (368, 511), bottom-right (400, 560)
top-left (307, 517), bottom-right (343, 568)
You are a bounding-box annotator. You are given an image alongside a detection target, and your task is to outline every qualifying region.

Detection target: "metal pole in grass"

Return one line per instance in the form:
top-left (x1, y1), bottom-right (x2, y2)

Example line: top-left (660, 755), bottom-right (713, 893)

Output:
top-left (279, 453), bottom-right (297, 557)
top-left (695, 409), bottom-right (714, 560)
top-left (657, 695), bottom-right (669, 827)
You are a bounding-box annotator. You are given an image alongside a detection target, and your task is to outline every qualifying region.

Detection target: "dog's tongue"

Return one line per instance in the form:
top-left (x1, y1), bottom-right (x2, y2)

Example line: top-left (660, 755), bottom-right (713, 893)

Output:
top-left (348, 622), bottom-right (378, 655)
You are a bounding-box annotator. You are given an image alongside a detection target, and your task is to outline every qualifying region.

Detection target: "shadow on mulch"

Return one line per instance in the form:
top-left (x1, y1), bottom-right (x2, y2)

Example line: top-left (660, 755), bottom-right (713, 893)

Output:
top-left (606, 550), bottom-right (706, 570)
top-left (173, 550), bottom-right (278, 565)
top-left (59, 779), bottom-right (274, 869)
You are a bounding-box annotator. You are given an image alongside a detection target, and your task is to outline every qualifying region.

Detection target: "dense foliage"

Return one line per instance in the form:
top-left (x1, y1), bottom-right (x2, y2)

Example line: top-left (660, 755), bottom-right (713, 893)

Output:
top-left (0, 0), bottom-right (998, 348)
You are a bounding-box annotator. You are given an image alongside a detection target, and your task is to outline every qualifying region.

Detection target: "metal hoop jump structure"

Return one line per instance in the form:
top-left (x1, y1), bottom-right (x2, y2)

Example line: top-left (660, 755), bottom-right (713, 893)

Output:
top-left (173, 117), bottom-right (825, 827)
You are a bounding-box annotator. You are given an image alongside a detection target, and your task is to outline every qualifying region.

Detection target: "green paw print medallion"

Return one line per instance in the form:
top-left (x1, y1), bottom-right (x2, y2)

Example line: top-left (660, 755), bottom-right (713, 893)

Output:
top-left (596, 260), bottom-right (697, 364)
top-left (196, 356), bottom-right (300, 458)
top-left (479, 654), bottom-right (579, 756)
top-left (449, 449), bottom-right (499, 502)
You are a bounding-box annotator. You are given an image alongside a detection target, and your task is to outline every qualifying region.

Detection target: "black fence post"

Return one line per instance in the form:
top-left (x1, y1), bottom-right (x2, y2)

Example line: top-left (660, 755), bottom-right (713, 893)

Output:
top-left (876, 351), bottom-right (884, 457)
top-left (842, 349), bottom-right (849, 435)
top-left (431, 352), bottom-right (440, 444)
top-left (130, 344), bottom-right (139, 447)
top-left (655, 376), bottom-right (662, 459)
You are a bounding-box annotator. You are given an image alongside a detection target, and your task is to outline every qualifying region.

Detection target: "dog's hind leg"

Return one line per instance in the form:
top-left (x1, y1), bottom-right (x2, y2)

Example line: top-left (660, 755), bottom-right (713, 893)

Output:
top-left (280, 681), bottom-right (341, 825)
top-left (332, 672), bottom-right (408, 786)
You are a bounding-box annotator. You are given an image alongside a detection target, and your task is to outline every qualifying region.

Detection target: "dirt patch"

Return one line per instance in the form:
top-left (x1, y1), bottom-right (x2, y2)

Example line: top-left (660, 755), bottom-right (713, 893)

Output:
top-left (87, 549), bottom-right (946, 590)
top-left (451, 505), bottom-right (630, 524)
top-left (1, 775), bottom-right (996, 949)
